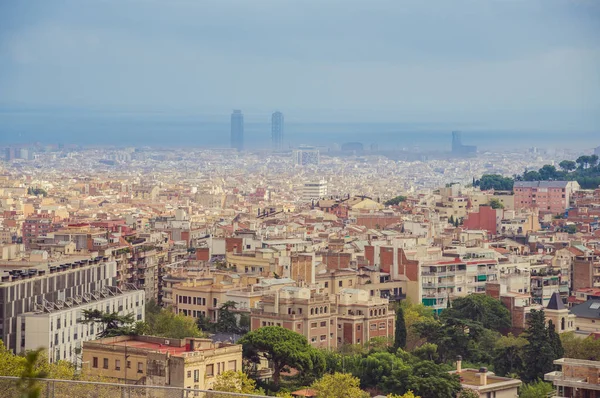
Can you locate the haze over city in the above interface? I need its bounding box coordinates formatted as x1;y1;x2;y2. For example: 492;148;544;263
2;2;600;398
1;0;599;148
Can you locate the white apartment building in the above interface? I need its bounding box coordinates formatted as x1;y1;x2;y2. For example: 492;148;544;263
420;249;499;314
303;180;328;201
17;286;145;364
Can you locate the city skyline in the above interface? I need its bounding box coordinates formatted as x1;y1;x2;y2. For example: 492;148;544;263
271;111;284;151
230;109;244;151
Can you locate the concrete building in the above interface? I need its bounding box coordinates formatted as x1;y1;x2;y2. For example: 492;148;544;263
545;358;600;397
82;335;242;389
23;214;56;249
421;249;499;314
451;361;521;398
231;110;244;151
250;286;394;349
271;111;284;151
16;286;144;364
303;180;328;201
514;181;580;214
570;299;600;334
0;257;117;352
294;146;320;166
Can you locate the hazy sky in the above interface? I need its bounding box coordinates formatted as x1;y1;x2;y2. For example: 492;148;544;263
1;0;599;129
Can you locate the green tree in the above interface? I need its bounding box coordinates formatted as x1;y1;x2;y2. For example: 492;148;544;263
492;333;527;377
399;299;434;350
518;380;554;398
81;310;142;338
146;308;205;339
212;370;261;394
441;294;510;332
240;326;322;386
488;198;504;209
477;174;514;191
395;305;407;350
18;349;48;398
559;160;576;172
388;392;420;398
311;373;369;398
385;196;407;206
405;360;462;398
457;389;479;398
590;154;599;168
547;320;564;360
561;332;600;360
522;310;555;383
216;301;241;334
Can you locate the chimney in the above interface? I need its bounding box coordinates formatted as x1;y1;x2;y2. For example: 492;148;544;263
456;356;462;374
479;367;488;386
274;290;280;315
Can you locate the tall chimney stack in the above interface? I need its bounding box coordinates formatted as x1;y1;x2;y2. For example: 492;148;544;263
478;367;488;386
456;356;462;374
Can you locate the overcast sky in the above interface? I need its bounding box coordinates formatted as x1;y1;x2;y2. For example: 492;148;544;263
0;0;599;129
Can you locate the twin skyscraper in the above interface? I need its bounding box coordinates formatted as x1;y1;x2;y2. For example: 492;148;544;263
230;110;284;151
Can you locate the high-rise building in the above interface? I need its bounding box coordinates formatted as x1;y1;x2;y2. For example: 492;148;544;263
230;110;244;151
271;111;284;150
451;131;477;156
303;180;328;201
294;146;320;166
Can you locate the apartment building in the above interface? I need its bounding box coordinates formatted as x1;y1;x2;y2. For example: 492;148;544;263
450;362;522;398
571;247;600;292
0;257;117;352
22;214;56;249
250;286;394;349
16;286;144;364
421;249;499;314
514;181;579;214
83;335;242;389
545;358;600;397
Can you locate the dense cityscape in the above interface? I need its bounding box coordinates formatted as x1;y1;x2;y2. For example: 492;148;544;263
2;1;600;398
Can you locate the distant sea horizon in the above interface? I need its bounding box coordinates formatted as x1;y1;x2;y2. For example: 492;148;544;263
0;110;597;151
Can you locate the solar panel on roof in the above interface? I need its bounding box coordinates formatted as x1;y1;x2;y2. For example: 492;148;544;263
590;302;600;310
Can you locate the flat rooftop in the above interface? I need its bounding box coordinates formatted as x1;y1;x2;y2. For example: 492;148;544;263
105;339;189;356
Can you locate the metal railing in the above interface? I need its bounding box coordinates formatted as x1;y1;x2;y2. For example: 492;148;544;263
0;376;269;398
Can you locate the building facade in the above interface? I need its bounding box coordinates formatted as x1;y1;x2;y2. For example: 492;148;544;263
0;258;118;352
545;358;600;398
82;335;242;389
303;180;328;201
271;111;284;150
514;181;580;214
230;110;244;151
16;287;144;364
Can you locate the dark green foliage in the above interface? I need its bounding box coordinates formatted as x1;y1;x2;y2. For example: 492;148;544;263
519;380;554;398
548;321;564;360
441;294;511;332
492;334;527;377
18;349;48;398
474;174;514;191
394;306;407;350
239;326;325;386
216;301;241;334
384;196;407;206
81;309;141;338
488;198;504;209
27;187;48;197
522;310;560;383
475;157;600;191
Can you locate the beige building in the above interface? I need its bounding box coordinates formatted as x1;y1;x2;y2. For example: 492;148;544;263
82;335;242;389
450;360;522;398
545;358;600;398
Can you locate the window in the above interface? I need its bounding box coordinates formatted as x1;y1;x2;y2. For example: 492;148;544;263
311;322;317;328
379;322;386;329
127;361;131;369
103;358;109;369
339;281;343;287
194;369;200;382
370;324;377;330
206;364;214;376
324;282;329;288
137;362;143;374
115;360;121;371
320;321;326;327
92;357;98;368
320;335;326;341
311;337;317;342
357;325;361;331
187;371;192;378
228;360;237;372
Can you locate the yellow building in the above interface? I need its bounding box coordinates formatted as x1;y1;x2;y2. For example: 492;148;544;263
82;335;242;390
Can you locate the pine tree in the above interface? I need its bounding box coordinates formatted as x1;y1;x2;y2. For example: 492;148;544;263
548;320;564;359
394;305;407;349
449;215;455;225
522;310;554;382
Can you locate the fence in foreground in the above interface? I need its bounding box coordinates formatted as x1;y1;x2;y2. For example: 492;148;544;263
0;376;269;398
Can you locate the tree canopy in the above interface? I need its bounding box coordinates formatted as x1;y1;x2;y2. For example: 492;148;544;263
441;294;511;332
384;196;407;206
239;326;325;386
394;305;407;350
311;373;369;398
521;310;563;383
81;309;145;338
145;306;205;339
